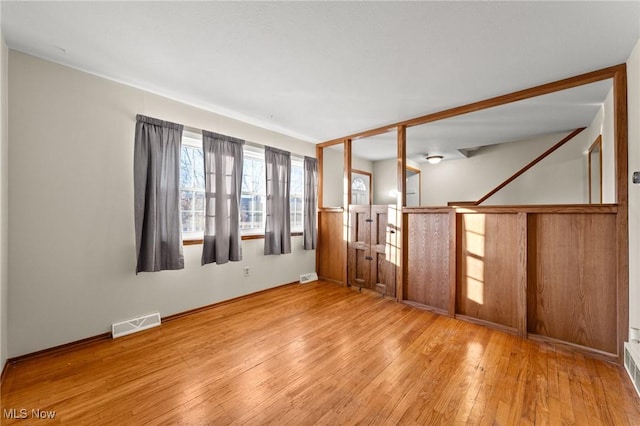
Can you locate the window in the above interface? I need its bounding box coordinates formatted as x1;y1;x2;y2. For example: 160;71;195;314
179;133;304;240
180;134;205;240
290;159;304;232
241;147;266;234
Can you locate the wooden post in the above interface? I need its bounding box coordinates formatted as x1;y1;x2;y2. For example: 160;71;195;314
396;126;406;301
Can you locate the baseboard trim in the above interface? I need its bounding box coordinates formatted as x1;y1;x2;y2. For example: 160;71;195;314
527;333;619;364
7;332;112;365
163;281;298;323
318;276;344;286
1;359;9;386
6;280;301;367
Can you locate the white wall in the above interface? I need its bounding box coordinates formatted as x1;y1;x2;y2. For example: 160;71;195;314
585;87;616;203
628;38;640;329
7;51;316;357
371;158;419;205
373;159;397;205
0;33;8;369
406;172;420;207
419;130;594;206
321;146;343;207
486;131;591;205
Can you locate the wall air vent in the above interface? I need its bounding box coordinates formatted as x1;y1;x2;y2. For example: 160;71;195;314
299;272;318;284
112;312;161;338
624;342;640;397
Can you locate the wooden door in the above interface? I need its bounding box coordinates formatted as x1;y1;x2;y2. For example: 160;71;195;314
348;205;396;296
370;206;395;297
348;205;371;289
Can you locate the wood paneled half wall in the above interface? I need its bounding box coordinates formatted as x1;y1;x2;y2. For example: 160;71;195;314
317;208;346;284
403;205;620;362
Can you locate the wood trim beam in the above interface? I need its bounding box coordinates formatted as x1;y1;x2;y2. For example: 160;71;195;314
516;212;528;338
318;64;624;146
448;210;457;318
316;144;323;278
316;144;324;208
614;64;629;362
475;127;586;205
344;139;352;287
318;207;344;213
405;204;617;214
396;125;406;302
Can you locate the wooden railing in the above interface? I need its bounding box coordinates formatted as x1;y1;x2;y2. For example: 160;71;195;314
447;128;586;207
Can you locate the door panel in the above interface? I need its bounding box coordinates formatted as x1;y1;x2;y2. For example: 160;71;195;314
348;205;370;289
349;205;396;296
370;206;395;297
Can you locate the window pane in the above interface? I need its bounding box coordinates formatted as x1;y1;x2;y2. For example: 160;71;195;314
194;191;205;211
180;140;205;238
242;157;265;194
290;163;304;230
194;211;205;233
181;191;194;211
291;165;303;194
241;153;266;232
181;146;202;189
193;150;205;189
180;146;193;189
181;211;194;233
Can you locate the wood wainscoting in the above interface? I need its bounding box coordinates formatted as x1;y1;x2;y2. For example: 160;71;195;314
403;205;622;362
405;210;453;315
527;213;617;354
317;208;346;284
456;212;522;334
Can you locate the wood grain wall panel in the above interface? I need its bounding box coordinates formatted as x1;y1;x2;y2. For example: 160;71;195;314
457;213;519;329
317;211;345;283
405;213;450;311
527;213;617;354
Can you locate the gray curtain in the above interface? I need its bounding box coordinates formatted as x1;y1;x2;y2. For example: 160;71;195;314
201;131;244;265
264;146;291;255
134;114;184;273
303;156;318;250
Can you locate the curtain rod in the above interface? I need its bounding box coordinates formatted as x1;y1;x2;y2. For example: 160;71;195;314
182;125;310;159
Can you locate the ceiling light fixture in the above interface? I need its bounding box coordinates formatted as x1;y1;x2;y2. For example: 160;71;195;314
425;155;443;164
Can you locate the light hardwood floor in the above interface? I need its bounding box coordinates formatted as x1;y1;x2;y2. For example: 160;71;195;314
2;281;640;425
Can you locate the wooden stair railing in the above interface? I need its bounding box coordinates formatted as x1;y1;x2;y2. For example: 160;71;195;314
446;127;586;207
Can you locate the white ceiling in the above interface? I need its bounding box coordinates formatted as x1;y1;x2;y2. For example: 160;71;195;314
2;1;639;151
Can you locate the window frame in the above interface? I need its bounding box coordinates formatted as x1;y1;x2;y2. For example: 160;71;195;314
179;133;304;245
180;133;206;242
289;157;305;233
240;145;268;236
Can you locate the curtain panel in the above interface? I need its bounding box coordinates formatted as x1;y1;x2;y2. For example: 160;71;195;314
133;114;184;273
303;156;318;250
264;146;291;255
201;131;244;265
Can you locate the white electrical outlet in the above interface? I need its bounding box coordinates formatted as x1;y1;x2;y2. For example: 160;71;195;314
243;267;250;277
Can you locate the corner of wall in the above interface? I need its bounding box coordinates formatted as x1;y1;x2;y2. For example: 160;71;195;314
628;37;640;331
0;32;9;370
627;38;640;332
